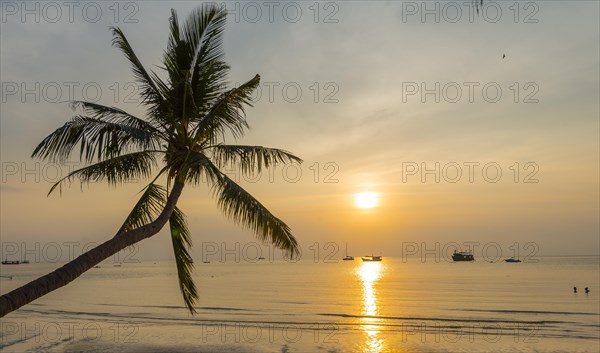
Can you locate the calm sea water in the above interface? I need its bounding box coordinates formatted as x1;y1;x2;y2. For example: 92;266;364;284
1;256;598;352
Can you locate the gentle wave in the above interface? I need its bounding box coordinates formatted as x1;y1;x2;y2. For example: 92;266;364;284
318;312;573;325
12;307;599;341
453;308;599;316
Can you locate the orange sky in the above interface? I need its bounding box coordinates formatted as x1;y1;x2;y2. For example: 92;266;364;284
1;1;598;261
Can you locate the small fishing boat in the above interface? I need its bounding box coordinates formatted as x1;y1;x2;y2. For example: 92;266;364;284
452;251;474;262
342;243;354;261
361;255;382;262
1;260;21;265
505;258;521;263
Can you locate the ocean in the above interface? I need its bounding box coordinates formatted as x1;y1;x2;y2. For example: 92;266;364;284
1;256;598;352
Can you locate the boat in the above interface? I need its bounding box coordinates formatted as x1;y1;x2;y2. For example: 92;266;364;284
342;243;354;261
505;258;521;263
452;251;474;262
258;257;265;260
361;255;382;262
2;259;30;265
203;261;210;264
1;260;21;265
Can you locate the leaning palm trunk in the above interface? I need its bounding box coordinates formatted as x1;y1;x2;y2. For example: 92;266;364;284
0;182;184;317
0;5;301;318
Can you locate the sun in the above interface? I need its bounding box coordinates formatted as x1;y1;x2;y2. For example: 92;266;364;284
355;192;379;209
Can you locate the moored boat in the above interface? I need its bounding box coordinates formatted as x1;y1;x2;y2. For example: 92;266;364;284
1;260;20;265
505;258;521;263
452;251;474;262
361;255;382;262
342;243;354;261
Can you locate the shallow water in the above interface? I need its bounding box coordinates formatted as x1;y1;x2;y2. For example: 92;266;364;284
1;256;598;352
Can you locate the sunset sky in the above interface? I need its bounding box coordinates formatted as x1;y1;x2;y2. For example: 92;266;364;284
1;1;598;260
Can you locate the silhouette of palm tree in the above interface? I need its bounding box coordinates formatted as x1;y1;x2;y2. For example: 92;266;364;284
1;5;301;317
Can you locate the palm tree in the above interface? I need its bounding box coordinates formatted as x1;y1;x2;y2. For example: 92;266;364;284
0;5;301;317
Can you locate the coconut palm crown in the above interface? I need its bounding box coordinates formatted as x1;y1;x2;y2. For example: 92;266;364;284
22;5;300;314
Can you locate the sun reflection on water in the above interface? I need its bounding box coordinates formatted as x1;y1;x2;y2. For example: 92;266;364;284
357;261;386;353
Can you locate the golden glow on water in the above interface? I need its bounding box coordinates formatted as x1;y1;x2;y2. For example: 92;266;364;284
357;261;385;352
359;262;381;316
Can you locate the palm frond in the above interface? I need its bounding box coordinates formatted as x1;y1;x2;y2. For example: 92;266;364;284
69;101;165;138
32;115;159;164
214;172;299;258
110;27;164;107
183;4;227;72
161;9;196;129
181;151;299;258
118;183;167;234
208;144;303;175
169;207;198;314
183;5;229;114
48;151;158;195
177;149;219;186
190;60;230;117
193;74;260;143
163;9;189;93
181;151;300;258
